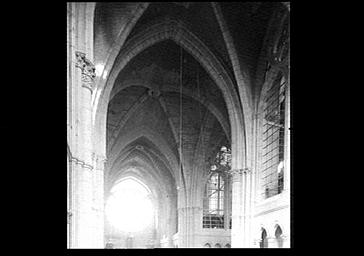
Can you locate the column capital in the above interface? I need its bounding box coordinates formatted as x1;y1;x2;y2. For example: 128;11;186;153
75;51;96;92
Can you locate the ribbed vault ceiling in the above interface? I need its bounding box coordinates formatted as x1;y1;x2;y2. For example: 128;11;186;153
106;39;229;189
97;2;278;191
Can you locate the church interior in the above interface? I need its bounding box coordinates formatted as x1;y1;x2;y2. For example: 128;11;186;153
67;2;290;248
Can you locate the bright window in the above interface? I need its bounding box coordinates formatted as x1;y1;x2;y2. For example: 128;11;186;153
105;178;154;232
203;173;225;229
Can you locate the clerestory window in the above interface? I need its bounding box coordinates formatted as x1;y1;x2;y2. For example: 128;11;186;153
262;72;286;198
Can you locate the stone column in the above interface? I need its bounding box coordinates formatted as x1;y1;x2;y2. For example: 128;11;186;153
68;2;98;247
244;168;253;247
71;157;94;248
281;234;290;248
253;238;262;248
266;237;278;248
67;151;71;248
224;177;231;230
177;207;195;247
91;154;106;248
230;169;244;247
73;49;96;250
177;206;186;247
176;186;201;247
187;206;202;248
230;168;253;247
176;186;187;247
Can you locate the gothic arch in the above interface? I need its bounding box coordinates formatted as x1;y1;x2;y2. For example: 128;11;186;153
108;168;164;202
107;127;179;184
93;3;149;90
274;224;284;248
211;2;253;130
93;18;247;172
260;227;268;248
274;223;284;234
110;149;175;194
114;176;152;194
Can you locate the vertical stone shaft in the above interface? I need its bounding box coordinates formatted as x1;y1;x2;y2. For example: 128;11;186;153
68;2;102;248
231;170;244;247
283;66;290;247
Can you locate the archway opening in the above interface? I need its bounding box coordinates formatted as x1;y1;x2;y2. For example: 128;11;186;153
260;228;268;248
105;178;154;233
275;225;283;248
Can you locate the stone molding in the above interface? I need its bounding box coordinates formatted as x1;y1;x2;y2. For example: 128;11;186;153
70;156;93;170
75;51;96;92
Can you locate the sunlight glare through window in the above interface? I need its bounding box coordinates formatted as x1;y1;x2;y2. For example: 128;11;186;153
105;178;154;232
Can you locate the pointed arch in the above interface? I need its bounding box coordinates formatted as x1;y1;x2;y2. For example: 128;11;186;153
113;176;152;195
107;126;179;185
93;18;247;171
260;228;268;248
274;224;283;248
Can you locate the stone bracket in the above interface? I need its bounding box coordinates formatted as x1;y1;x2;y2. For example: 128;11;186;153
75;51;96;92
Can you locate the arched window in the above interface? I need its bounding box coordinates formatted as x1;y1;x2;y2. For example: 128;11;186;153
203;172;225;229
275;225;283;248
260;229;268;248
105;177;154;232
224;243;231;248
215;243;221;248
261;72;287;198
203;146;232;229
260;5;289;200
204;243;211;248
